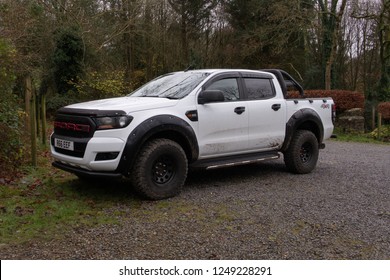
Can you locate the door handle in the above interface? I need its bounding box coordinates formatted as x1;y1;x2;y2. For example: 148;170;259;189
272;104;281;111
234;107;246;115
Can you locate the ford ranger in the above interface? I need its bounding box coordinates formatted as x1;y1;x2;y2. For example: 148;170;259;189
51;69;335;199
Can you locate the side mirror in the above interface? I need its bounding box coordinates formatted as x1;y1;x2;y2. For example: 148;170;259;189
198;90;225;105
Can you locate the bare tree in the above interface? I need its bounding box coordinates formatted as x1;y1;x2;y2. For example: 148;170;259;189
316;0;348;90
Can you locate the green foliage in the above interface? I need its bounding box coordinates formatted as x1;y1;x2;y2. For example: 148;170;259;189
73;70;129;100
45;92;80;114
369;125;390;142
0;97;26;171
1;0;382;95
0;38;26;174
52;26;84;94
332;127;388;144
46;70;131;113
224;0;311;70
0;38;16;92
377;73;390;102
0;160;124;244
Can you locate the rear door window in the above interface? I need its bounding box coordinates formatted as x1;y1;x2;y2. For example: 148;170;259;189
244;78;275;100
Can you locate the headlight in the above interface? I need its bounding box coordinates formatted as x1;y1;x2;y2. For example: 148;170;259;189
94;115;133;130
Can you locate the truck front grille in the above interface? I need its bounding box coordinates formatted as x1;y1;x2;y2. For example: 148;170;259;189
54;114;96;138
52;114;96;158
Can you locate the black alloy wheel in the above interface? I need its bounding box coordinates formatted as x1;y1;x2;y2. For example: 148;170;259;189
132;138;188;200
284;130;319;174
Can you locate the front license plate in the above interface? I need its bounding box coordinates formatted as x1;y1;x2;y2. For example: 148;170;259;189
54;138;74;151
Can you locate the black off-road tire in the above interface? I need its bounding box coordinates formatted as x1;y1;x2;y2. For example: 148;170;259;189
284;130;319;174
131;139;188;200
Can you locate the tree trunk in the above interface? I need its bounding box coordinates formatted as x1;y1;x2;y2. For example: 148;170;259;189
25;75;32;132
36;93;41;140
378;0;390;101
29;85;37;167
180;4;188;66
145;0;153;80
122;0;135;85
41;93;47;146
325;0;347;90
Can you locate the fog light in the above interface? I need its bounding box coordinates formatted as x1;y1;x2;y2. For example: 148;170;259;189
95;152;119;161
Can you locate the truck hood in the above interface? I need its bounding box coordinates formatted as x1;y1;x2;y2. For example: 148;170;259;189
65;96;178;114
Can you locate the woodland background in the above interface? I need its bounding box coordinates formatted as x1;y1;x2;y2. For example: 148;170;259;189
0;0;389;172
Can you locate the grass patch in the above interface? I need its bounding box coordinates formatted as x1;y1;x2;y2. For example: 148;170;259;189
0;147;139;245
0;144;241;245
331;127;389;144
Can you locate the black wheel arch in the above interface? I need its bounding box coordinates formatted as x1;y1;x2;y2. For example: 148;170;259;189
116;115;199;176
282;108;324;152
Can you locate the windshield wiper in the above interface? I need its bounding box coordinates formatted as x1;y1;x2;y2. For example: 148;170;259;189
139;94;179;99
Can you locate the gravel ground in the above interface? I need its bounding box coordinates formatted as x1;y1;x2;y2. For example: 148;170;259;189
1;140;389;259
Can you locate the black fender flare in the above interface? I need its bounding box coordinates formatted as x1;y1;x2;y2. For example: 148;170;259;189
116;115;199;175
282;108;324;152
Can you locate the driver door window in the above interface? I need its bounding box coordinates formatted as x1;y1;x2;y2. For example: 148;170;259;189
206;78;239;101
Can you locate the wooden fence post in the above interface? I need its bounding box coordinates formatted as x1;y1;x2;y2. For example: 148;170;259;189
36;93;41;141
25;75;32;133
30;88;37;167
41;94;47;146
377;113;382;140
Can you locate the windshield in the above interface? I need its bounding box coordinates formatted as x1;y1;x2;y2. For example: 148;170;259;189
129;72;210;99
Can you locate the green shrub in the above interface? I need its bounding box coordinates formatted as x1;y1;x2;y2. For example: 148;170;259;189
0;99;26;170
46;70;130;115
369;125;390;142
0;38;26;175
73;70;129;100
46;92;80;115
52;26;84;94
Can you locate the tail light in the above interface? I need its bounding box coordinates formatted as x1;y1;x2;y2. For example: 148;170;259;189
331;103;336;124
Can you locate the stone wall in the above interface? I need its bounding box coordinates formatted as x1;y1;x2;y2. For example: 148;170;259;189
337;108;365;134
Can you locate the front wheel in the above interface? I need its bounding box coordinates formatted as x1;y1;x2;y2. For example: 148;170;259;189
131;139;188;200
284;130;319;174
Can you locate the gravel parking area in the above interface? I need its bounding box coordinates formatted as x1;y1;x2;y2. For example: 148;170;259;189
1;140;389;259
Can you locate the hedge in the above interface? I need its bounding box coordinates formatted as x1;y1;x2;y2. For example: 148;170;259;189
378;102;390;120
287;90;365;113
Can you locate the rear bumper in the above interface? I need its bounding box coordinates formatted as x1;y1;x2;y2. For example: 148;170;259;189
52;161;122;178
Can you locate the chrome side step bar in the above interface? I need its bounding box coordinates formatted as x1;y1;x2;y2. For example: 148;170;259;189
191;152;280;170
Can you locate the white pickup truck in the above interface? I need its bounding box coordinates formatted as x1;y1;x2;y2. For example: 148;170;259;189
51;69;335;199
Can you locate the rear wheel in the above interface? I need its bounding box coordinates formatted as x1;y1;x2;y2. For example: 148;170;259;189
131;139;188;200
284;130;319;174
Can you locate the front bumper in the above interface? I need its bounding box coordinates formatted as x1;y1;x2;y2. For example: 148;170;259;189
50;134;126;172
52;161;122;178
